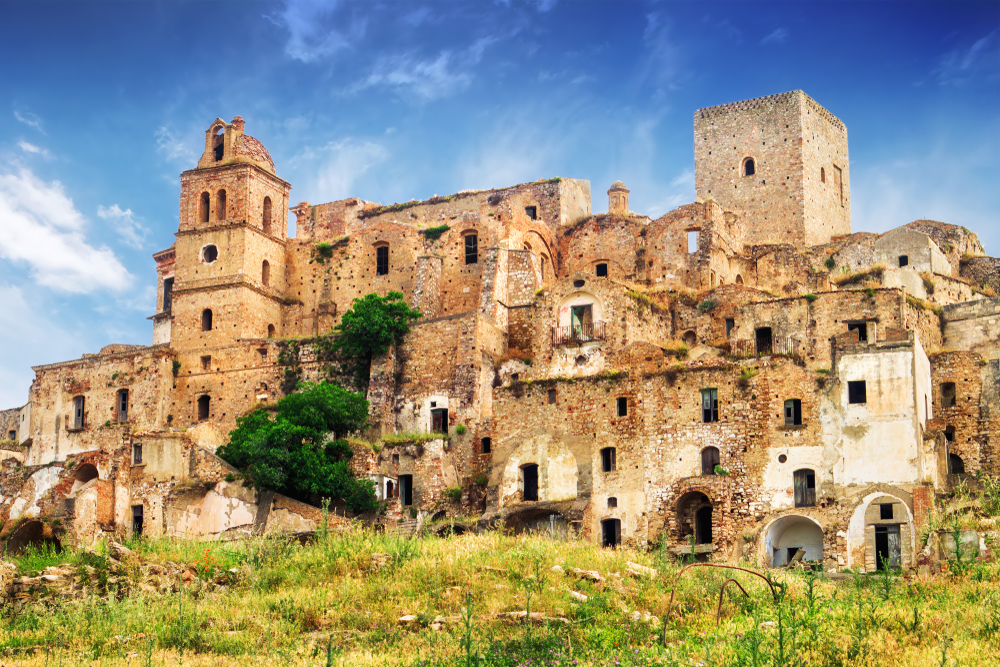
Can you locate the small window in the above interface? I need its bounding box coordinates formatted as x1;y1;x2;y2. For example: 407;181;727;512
464;234;478;265
948;453;965;474
399;474;413;506
201;309;213;331
725;318;735;338
701;446;720;475
820;167;826;183
132;505;144;536
73;396;85;429
755;327;773;355
944;426;955;442
784;399;802;426
200;355;211;371
940;382;956;408
202;244;219;263
376;245;389;276
262;196;272;234
258;347;268;362
7;430;15;441
116;389;129;423
133;443;143;465
521;464;539;501
833;165;843;206
197;394;210;421
481;437;491;454
262;260;270;286
688;230;699;254
596;263;608;277
848;381;867;404
898;255;909;268
616;397;628;417
216;190;227;220
879;504;893;520
847;321;867;343
267;324;276;338
744;158;755;176
431;408;448;434
524;206;537;220
601;447;616;472
199;192;210;223
701;388;718;423
793;469;816;507
162;277;174;312
547;389;556;404
607;497;617;508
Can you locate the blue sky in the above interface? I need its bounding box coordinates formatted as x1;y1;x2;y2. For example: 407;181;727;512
0;0;997;407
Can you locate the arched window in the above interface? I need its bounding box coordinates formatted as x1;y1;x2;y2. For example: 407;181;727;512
820;167;826;183
262;196;272;234
948;453;965;474
793;469;816;507
267;324;275;338
262;260;270;286
199;192;210;223
197;395;210;421
201;309;213;331
600;447;616;472
607;497;617;508
216;189;227;221
701;447;720;475
464;233;478;264
941;382;956;407
744;158;755;176
213;127;224;161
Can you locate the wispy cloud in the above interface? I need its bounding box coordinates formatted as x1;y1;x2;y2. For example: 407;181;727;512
276;0;365;63
639;12;685;96
535;0;557;12
933;31;999;86
97;204;148;249
0;169;131;293
18;141;50;157
292;138;389;201
761;27;789;45
13;111;43;133
155;126;197;165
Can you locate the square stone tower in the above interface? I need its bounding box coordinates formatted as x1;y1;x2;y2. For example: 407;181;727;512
693;90;850;247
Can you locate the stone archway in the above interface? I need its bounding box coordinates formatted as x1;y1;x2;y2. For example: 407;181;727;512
761;514;824;567
846;491;916;571
5;520;61;556
676;491;713;544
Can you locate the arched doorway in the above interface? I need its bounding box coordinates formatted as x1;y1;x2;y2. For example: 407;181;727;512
676;491;713;544
764;515;823;567
71;463;99;495
5;520;61;556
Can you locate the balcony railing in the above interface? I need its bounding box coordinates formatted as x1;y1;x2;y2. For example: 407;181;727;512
553;320;607;345
729;336;801;358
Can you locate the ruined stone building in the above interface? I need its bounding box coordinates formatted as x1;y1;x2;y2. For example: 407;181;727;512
1;91;997;571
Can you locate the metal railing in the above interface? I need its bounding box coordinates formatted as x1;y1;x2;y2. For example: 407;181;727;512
729;336;800;358
553;320;607;345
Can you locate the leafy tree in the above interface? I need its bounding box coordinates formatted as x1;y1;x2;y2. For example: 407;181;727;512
333;291;421;381
217;382;377;513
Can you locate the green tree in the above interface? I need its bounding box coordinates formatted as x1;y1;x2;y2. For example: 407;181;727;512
333;291;421;381
216;382;377;513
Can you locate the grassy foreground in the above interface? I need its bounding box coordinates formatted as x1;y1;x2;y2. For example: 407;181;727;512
1;527;997;667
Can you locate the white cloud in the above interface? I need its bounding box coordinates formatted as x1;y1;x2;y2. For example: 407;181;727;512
535;0;557;12
18;141;49;157
639;12;685;95
155;126;197;165
761;27;789;45
933;31;999;86
97;204;148;249
292;138;389;200
13;111;43;132
0;169;132;293
277;0;365;63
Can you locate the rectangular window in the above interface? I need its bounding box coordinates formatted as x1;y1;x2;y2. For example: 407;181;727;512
464;234;478;264
793;469;816;507
880;503;893;520
898;255;908;268
616;397;628;417
940;382;956;407
755;327;773;355
701;388;719;423
481;437;491;454
848;381;867;404
431;408;448;434
725;318;735;338
117;389;129;422
833;165;843;206
201;355;211;371
376;246;389;276
847;322;867;343
570;304;594;341
784;399;802;426
133;443;143;465
73;396;85;429
601;447;616;472
688;231;699;254
132;505;144;536
524;206;537;220
521;464;538;500
162;277;174;312
8;430;16;441
596;263;608;277
398;474;413;506
547;389;556;404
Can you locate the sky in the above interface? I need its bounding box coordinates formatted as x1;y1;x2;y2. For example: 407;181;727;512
0;0;997;407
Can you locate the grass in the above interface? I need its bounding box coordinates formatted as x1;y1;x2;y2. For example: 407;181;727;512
1;528;996;666
833;265;885;288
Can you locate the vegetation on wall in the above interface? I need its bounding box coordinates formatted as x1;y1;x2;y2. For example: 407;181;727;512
422;224;450;241
332;291;422;382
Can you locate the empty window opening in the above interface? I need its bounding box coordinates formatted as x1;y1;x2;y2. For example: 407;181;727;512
392;453;399;465
755;327;773;355
133;443;143;465
162;277;174;312
267;324;276;338
898;255;909;268
376;245;389;276
725;318;735;338
616;397;628;417
879;503;893;520
874;524;901;570
262;260;270;286
847;321;867;343
682;330;697;347
701;388;719;423
258;347;268;362
200;355;211;371
820;167;826;183
848;381;867;404
201;309;213;331
701;446;720;475
687;231;699;254
431;408;449;434
601;447;617;472
215;190;227;220
784;399;802;426
607;497;617;508
464;234;478;264
262;196;272;234
601;518;621;548
199;192;210;222
833;165;843;206
116;389;129;423
202;244;219;263
941;382;956;407
778;454;788;463
385;480;394;499
944;425;955;442
72;396;85;429
596;263;608;277
743;158;755;176
197;395;210;421
481;437;491;454
399;474;413;506
132;505;144;536
948;453;965;474
573;279;585;288
524;206;537;220
7;430;15;440
547;389;556;404
695;507;713;544
793;469;816;507
521;464;539;501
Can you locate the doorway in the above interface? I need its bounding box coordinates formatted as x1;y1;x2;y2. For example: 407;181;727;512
601;518;621;548
695;506;713;544
874;525;901;570
521;464;539;501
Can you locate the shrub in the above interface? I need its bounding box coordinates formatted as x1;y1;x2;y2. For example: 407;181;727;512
172;360;181;376
333;292;422;382
455;424;467;435
474;473;488;487
423;224;450;241
697;299;716;313
804;293;818;303
316;242;334;259
825;256;836;270
920;272;935;295
445;486;463;502
714;465;730;476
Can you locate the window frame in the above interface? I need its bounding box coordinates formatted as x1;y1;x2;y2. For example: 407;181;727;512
793;469;816;508
848;380;867;405
72;395;85;430
600;447;617;472
464;233;478;265
116;389;129;423
133;443;143;465
375;245;389;276
784;399;802;426
701;388;719;423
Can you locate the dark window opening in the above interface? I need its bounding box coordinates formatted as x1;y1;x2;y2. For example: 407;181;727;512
948;453;965;474
524;206;537;220
848;381;867;404
73;396;85;429
695;506;713;544
701;388;719;423
216;190;226;220
875;524;901;570
431;408;448;434
879;503;893;520
464;234;478;264
898;255;909;268
601;447;616;472
847;321;867;343
133;443;143;465
596;263;608;277
399;474;413;506
132;505;144;536
744;158;755;176
199;192;210;223
793;469;816;507
116;389;129;423
262;196;272;234
203;244;218;263
616;397;628;417
601;518;621;548
201;309;213;331
385;480;394;499
701;446;720;475
725;318;735;338
820;167;826;183
376;245;389;276
197;395;210;421
755;327;773;355
607;497;617;508
481;437;491;454
573;279;585;288
547;389;556;404
521;464;538;501
392;453;399;465
833;165;843;206
944;426;955;442
162;277;174;312
262;260;270;286
268;324;276;338
784;399;802;426
7;430;15;440
200;355;211;371
940;382;956;407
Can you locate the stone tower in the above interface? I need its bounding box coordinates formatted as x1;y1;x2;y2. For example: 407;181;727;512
693;90;850;247
608;180;629;214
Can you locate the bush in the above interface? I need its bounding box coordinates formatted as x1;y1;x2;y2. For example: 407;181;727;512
423;224;450;241
804;293;818;303
474;473;488;487
333;291;422;382
455;424;466;435
697;299;716;313
445;486;463;502
825;256;836;270
316;242;334;259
